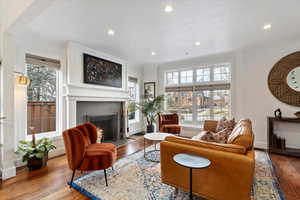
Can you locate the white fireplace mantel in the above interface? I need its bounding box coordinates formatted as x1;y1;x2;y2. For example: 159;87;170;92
63;83;129;136
63;83;129;100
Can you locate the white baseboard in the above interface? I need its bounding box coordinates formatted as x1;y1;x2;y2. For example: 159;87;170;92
254;141;267;149
1;166;16;180
128;128;145;136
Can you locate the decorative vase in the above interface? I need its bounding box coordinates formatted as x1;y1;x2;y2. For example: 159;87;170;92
146;124;154;133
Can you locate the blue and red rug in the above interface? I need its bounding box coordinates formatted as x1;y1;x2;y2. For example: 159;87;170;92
69;146;284;200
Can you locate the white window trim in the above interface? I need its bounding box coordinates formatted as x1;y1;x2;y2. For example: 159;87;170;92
128;78;140;124
165;63;231;87
25;61;60;138
164;63;231;127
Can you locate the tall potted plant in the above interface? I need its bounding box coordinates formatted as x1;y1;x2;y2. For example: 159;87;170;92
134;95;165;133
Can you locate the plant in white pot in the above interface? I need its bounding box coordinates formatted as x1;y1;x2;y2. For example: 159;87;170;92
134;95;165;133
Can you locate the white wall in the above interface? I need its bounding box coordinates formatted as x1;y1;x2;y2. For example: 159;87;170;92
9;40;145;172
65;41;144;135
152;38;300;149
128;63;145;134
235;38;300;149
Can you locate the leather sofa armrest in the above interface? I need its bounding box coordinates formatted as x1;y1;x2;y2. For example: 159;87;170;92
203;120;218;132
165;136;247;154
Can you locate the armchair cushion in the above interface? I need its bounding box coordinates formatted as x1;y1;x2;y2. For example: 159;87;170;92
63;123;117;171
162;124;181;134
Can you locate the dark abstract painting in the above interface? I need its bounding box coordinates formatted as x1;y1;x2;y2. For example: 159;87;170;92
83;53;122;88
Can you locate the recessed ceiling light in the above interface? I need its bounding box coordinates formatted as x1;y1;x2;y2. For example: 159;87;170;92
107;29;115;35
263;24;272;30
151;51;156;56
165;5;173;13
195;41;201;46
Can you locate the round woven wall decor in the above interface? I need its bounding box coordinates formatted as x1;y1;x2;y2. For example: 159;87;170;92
268;51;300;106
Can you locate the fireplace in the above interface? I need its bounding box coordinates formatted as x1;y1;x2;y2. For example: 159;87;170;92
76;101;125;142
85;114;121;141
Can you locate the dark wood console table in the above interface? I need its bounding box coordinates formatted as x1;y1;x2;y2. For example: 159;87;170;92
268;117;300;157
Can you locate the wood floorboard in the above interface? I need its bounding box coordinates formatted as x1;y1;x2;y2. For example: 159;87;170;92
270;153;300;200
0;136;154;200
1;137;299;200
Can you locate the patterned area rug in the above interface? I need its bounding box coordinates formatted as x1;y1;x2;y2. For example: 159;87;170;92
69;146;285;200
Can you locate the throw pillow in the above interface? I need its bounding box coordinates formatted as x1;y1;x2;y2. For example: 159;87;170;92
211;128;231;144
192;131;215;142
216;117;236;133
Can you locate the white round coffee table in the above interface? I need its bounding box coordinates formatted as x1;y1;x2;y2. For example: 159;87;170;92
144;132;173;162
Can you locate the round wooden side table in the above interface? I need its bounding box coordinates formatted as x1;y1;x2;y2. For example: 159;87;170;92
173;153;211;200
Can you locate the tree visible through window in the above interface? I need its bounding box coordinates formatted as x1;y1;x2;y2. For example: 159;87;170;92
128;77;139;121
27;60;58;135
165;63;231;126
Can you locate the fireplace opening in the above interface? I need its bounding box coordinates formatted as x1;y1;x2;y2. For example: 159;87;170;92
76;101;125;142
85;114;121;141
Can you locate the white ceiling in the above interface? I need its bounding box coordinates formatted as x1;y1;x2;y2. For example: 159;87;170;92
19;0;300;64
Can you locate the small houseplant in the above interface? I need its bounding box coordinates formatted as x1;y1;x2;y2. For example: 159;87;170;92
134;95;165;133
16;133;56;170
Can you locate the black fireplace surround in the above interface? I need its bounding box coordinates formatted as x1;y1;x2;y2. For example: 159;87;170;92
85;113;121;141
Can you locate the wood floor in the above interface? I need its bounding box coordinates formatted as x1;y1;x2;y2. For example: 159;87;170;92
270;154;300;200
1;137;299;200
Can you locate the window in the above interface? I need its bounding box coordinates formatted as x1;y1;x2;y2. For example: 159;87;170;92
196;68;210;82
26;54;60;135
180;70;193;84
213;64;230;81
128;77;139;121
165;63;231;126
179;91;193;125
212;90;230;120
195;90;211;126
166;72;179;85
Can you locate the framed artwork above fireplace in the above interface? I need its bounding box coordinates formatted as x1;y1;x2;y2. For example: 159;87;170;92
83;53;122;88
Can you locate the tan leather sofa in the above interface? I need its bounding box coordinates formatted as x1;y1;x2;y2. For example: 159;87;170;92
160;119;255;200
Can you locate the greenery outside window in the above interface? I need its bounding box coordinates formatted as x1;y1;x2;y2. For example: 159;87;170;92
165;63;231;127
26;54;60;135
128;77;139;122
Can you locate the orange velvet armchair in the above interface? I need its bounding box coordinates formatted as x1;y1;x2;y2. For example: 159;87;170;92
159;113;181;134
63;122;117;188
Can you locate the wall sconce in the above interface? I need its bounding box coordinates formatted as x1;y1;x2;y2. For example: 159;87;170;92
14;72;31;87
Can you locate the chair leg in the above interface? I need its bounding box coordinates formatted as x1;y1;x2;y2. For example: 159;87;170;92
70;169;76;189
104;169;108;186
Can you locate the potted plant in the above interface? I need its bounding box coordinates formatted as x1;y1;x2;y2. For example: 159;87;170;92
134;95;165;133
15;135;56;170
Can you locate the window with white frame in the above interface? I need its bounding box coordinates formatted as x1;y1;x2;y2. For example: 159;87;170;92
196;68;210;82
213;64;230;81
180;70;193;84
166;71;179;85
165;63;231;127
128;77;139;122
26;54;60;135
